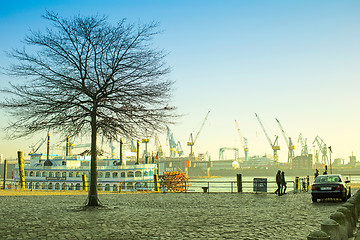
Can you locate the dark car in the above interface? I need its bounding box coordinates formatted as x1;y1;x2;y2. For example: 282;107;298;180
311;174;351;202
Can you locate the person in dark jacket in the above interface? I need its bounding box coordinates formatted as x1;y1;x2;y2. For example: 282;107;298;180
323;165;328;175
314;169;319;179
281;171;286;195
275;170;282;196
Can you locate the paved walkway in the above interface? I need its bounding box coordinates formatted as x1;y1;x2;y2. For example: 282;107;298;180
0;191;347;239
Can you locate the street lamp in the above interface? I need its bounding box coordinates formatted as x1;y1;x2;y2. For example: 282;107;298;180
328;146;332;174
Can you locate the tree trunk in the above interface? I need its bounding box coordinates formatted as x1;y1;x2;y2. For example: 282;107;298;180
87;109;100;206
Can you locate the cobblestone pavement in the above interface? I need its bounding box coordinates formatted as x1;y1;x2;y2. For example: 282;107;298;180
0;192;346;239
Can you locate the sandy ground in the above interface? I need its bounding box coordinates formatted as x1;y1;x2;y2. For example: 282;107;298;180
0;190;352;240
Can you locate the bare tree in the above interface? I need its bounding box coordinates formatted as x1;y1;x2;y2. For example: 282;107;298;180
1;11;176;206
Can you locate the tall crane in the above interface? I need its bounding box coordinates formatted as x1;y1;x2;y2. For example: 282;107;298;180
187;111;210;157
313;136;328;165
29;137;47;154
154;133;163;157
298;133;308;156
234;120;248;161
275;118;295;163
255;113;280;164
166;126;182;157
176;141;184;156
130;140;137;152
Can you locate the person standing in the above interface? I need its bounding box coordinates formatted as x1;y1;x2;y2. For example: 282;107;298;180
275;170;282;196
314;169;319;179
281;171;287;195
323;165;328;175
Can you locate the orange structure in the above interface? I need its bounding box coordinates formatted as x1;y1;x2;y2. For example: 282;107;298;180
160;171;190;192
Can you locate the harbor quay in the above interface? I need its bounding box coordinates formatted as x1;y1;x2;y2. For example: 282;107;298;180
0;190;353;240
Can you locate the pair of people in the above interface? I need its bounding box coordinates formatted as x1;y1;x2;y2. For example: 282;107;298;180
275;170;286;196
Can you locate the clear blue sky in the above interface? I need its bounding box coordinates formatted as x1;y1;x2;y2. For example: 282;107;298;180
0;0;360;162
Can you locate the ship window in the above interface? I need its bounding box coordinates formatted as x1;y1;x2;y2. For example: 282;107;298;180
69;183;74;190
127;171;134;177
126;182;134;190
41;183;46;189
35;183;40;189
76;172;81;178
105;172;111;178
143;171;149;176
135;171;142;177
98;172;103;178
69;172;74;177
135;182;142;189
25;171;28;176
55;183;60;190
42;172;47;177
75;183;81;190
112;172;118;178
62;183;67;190
120;182;125;189
48;172;54;177
113;184;118;191
105;184;110;191
120;172;125;178
30;171;34;176
48;183;53;190
35;171;40;177
97;184;103;191
62;172;66;178
56;172;61;177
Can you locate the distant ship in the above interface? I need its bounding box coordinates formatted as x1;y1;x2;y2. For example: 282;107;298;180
13;153;157;191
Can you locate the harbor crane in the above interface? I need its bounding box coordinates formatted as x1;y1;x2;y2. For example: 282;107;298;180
275;118;295;163
313;136;328;165
29;137;47;154
176;141;184;156
235;120;248;161
187;111;210;157
130;140;137;152
298;133;309;156
255;113;280;164
219;147;240;161
166;126;182;157
154;133;163;157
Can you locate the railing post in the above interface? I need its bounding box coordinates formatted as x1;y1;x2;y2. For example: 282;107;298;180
17;151;25;190
237;174;242;193
3;159;7;189
82;174;88;191
154;174;159;192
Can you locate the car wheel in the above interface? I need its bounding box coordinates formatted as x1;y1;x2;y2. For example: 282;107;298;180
312;197;317;203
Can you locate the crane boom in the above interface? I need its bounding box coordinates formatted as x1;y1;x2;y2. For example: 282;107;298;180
194;111;210;144
255;113;280;165
235;120;248;161
255;113;272;147
187;111;210;157
275;118;295;163
275;118;289;147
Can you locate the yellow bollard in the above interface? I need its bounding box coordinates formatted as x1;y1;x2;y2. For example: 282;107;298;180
154;174;160;192
17;151;25;190
82;174;88;191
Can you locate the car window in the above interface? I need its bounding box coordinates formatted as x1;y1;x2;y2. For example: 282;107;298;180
315;176;341;183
